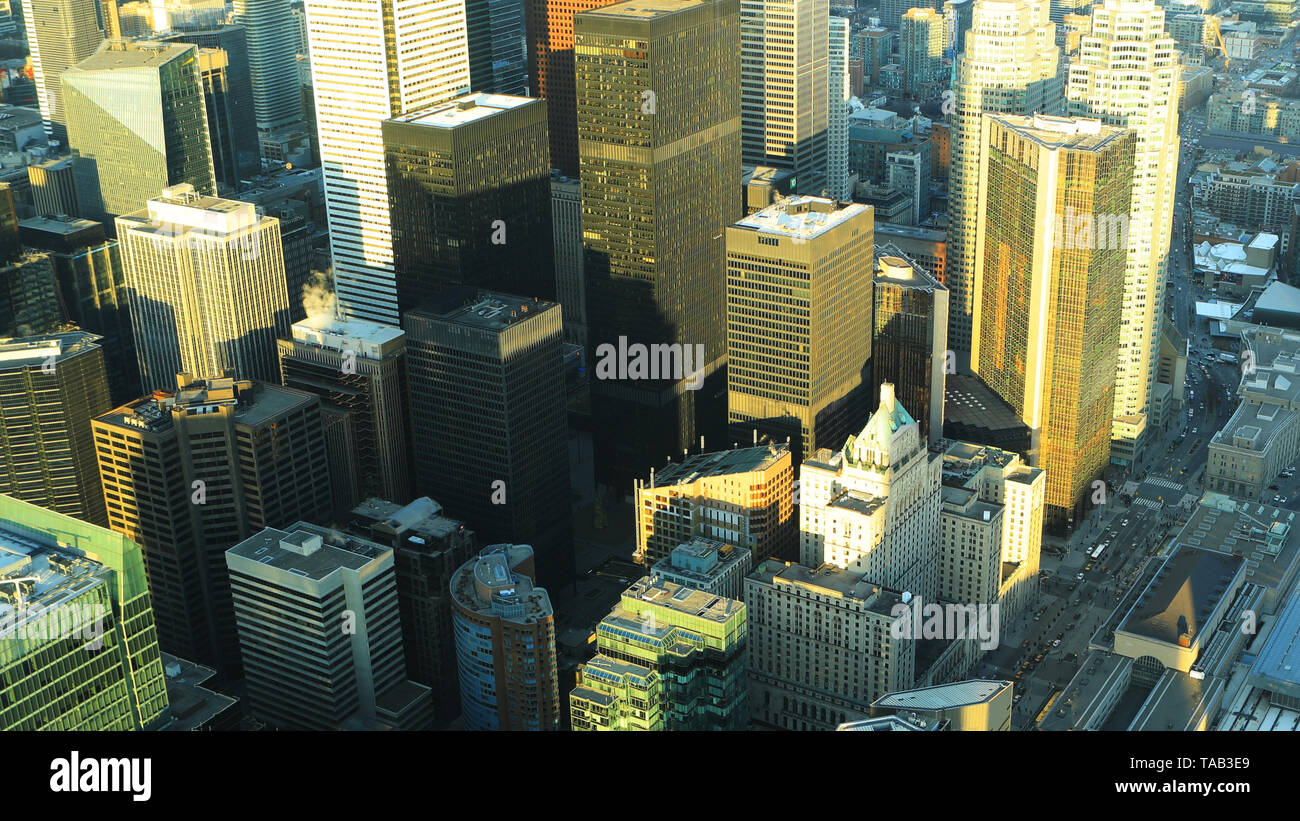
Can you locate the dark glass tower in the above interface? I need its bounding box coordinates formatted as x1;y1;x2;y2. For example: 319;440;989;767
383;94;554;317
872;247;949;448
575;0;741;491
465;0;528;95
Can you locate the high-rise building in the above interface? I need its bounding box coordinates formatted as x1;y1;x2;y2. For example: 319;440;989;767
881;0;936;26
62;40;217;228
465;0;527;95
726;196;874;462
163;26;262;188
232;0;305;137
278;315;412;512
20;0;103;144
872;249;949;446
972;114;1134;528
650;536;751;600
551;172;585;345
0;495;170;730
0;331;111;526
226;523;434;730
449;543;559;731
117;185;290;394
576;0;740;490
524;0;610;175
18;215;138;402
900;7;945;97
0;252;64;336
799;383;944;598
943;0;975;57
346;496;476;722
827;16;852;200
382;93;553;316
573;576;749;730
1066;0;1180;466
27;158;81;218
858;26;892;89
740;0;828;193
91;373;332;675
946;0;1062;362
634;444;795;566
570;655;664;730
303;0;471;324
404;289;572;586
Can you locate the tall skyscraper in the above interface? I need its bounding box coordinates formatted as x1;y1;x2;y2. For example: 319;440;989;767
524;0;610;174
91;373;332;674
634;444;796;566
872;249;949;447
450;543;560;731
0;331;111;526
382;93;553;316
18;215;138;401
303;0;471;324
0;495;170;730
404;289;572;586
827;16;852;200
576;0;740;489
572;576;749;730
1066;0;1180;466
551;172;585;345
117;185;290;394
62;40;217;227
799;383;944;598
726;196;874;461
347;496;476;722
740;0;828;193
232;0;306;136
881;0;936;26
946;0;1061;363
226;523;434;730
972;114;1134;528
900;6;945;97
465;0;528;94
20;0;103;144
278;315;412;512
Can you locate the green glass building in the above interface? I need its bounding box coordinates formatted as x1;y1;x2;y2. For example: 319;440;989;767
575;576;748;730
570;654;664;731
0;494;170;730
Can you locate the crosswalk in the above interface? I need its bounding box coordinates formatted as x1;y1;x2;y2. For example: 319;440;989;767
1143;476;1184;491
1133;498;1163;511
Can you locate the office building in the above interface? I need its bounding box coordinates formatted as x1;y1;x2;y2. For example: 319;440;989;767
870;679;1014;730
117;184;290;393
465;0;527;95
383;93;553;316
27;158;82;217
232;0;305;138
62;40;216;228
0;331;110;526
634;444;795;567
886;146;930;225
900;7;945;97
278;315;412;512
18;215;137;401
347;496;476;722
0;495;170;730
972;114;1134;528
524;0;611;174
740;0;829;193
873;250;948;447
1066;0;1181;466
881;0;936;26
577;576;749;730
827;16;852;201
799;383;944;598
450;543;560;731
576;0;740;490
303;0;471;324
20;0;103;144
943;0;975;56
650;536;752;600
91;373;331;675
405;289;572;586
0;252;64;337
551;172;585;345
746;559;915;729
946;0;1062;361
227;523;433;730
570;655;665;730
726;196;874;461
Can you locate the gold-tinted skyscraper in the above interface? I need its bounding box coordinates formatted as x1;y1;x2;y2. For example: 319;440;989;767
576;0;741;489
726;196;873;461
972;114;1134;529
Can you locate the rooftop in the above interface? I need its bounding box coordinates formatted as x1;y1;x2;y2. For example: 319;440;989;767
648;443;788;487
0;331;102;369
1116;546;1244;646
578;0;708;20
409;288;558;332
990;113;1129;153
388;93;536;128
0;522;112;628
227;524;383;583
873;679;1011;711
1248;589;1300;700
623;576;743;624
69;39;194;73
734;196;870;239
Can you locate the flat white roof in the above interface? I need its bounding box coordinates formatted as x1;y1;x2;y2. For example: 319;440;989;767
391;93;534;128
